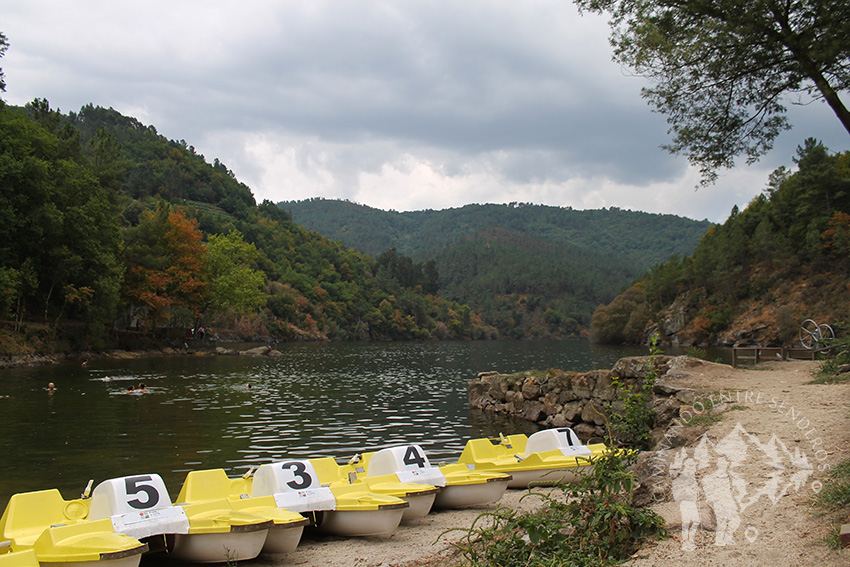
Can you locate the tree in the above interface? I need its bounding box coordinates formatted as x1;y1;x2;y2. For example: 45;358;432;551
122;204;207;327
575;0;850;184
0;31;8;94
204;231;266;315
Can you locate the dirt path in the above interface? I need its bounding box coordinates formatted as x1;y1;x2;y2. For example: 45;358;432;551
250;359;849;567
629;359;850;566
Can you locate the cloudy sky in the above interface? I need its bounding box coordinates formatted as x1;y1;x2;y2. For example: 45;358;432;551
2;1;848;222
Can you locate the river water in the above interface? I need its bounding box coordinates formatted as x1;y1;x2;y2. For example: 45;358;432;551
0;340;726;508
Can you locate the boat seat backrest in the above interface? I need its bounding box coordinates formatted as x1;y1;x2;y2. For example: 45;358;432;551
251;461;337;513
308;457;344;484
0;490;71;541
176;469;242;503
458;438;502;462
367;445;446;486
525;428;592;456
251;460;323;497
367;445;433;476
88;474;173;520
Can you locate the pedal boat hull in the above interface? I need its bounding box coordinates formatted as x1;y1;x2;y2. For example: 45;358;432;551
0;490;147;567
457;429;608;489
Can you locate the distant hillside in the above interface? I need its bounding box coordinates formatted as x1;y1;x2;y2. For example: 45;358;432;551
591;139;850;347
0;101;487;351
281;200;713;337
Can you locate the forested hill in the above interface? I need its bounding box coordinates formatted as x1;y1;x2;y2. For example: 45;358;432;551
0;101;489;351
281;200;713;337
591;139;850;348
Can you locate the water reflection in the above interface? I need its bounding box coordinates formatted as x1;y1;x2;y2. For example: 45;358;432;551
0;340;728;507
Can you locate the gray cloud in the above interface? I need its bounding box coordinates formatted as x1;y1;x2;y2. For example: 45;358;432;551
2;0;846;222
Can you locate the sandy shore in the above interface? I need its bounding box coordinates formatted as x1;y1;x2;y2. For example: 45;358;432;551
246;359;849;567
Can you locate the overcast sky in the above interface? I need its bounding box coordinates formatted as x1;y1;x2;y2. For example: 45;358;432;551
3;1;848;222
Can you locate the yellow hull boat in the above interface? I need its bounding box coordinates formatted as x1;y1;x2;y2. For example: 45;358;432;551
175;470;308;553
340;445;511;509
309;457;438;521
0;548;38;567
0;490;146;567
87;474;271;563
457;428;607;488
179;461;409;538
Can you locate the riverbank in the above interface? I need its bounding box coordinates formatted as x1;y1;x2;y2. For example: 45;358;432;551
249;359;849;566
0;342;250;369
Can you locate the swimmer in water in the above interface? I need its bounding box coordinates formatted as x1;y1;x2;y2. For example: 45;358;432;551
47;382;55;392
137;383;148;392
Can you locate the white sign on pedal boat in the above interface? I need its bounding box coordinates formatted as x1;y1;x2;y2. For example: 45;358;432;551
88;474;270;563
175;469;309;554
0;488;147;567
251;460;408;537
458;427;607;488
353;444;512;508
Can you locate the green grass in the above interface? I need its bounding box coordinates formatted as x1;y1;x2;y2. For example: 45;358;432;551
813;458;850;549
684;413;723;427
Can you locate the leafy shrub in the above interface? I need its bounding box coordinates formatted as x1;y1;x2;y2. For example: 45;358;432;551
609;340;661;450
444;448;666;566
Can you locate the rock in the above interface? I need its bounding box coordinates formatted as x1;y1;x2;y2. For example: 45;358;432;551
521;401;545;422
488;375;510;400
242;346;270;355
468;380;489;408
550;414;570;428
652;397;682;429
653;423;708;450
674;389;698;404
561;401;583;422
840;524;850;549
571;374;596;399
572;422;597;439
612;356;673;380
592;371;618;401
521;377;541;400
542;392;561;416
653;382;691;396
580;401;608;426
651;501;716;532
215;346;239;355
631;450;673;506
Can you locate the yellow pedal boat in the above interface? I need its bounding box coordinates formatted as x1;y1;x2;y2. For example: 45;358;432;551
308;457;439;521
175;470;308;553
87;474;271;563
457;427;607;488
0;489;147;567
180;461;409;537
340;444;511;509
0;547;38;567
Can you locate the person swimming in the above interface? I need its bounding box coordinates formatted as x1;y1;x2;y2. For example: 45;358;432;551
137;383;148;392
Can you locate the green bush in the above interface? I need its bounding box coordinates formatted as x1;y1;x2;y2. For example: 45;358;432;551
444;448;666;566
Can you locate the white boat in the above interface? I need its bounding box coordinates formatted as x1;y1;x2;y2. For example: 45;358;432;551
309;457;438;521
457;427;607;488
346;444;511;508
87;474;270;563
249;460;409;537
0;490;146;567
175;469;308;553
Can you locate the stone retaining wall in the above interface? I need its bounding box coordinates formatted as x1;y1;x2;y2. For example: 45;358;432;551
468;355;702;442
